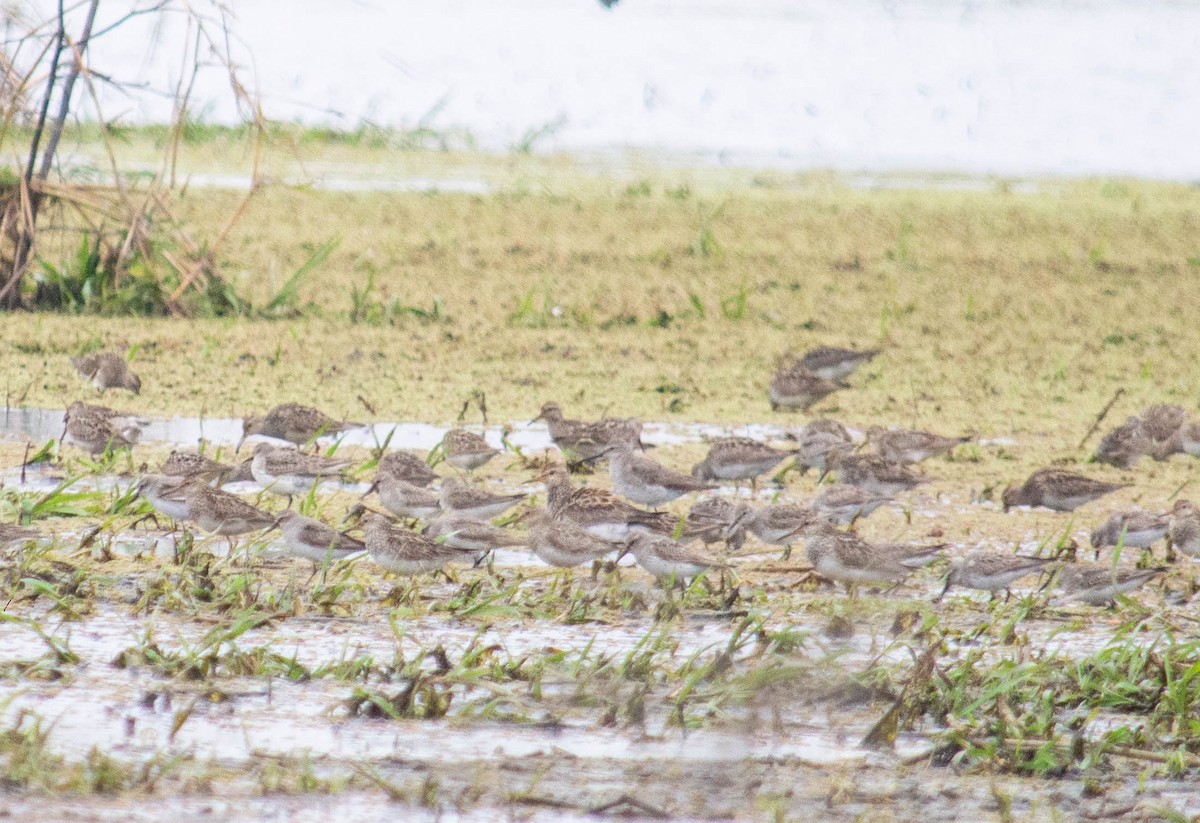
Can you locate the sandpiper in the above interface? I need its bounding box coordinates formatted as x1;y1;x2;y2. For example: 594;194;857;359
136;474;200;521
812;485;894;525
605;441;715;508
792;419;855;475
162;450;233;482
362;512;482;575
422;514;526;553
1140;404;1188;449
376;451;439;487
533;402;644;463
372;476;442;520
619;531;729;583
1089;510;1170;558
272;510;364;564
62;404;138;455
826;453;929;496
796;346;881;380
440;428;499;472
251;443;353;506
866;426;971;465
1094;417;1150;469
539;464;691;542
183;484;277;544
690;437;793;487
1167;499;1200;558
438;478;525;519
744;504;817;547
518;509;616;568
940;552;1054;600
71;351;141;394
1058;563;1165;606
768;366;847;412
238;403;359;451
1155;420;1200;461
685;496;752;551
0;524;39;549
802;522;937;592
1002;468;1128;512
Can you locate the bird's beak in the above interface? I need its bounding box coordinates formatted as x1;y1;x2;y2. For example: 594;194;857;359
361;480;379;500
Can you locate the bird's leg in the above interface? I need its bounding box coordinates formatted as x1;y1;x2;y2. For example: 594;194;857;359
781;544;792;561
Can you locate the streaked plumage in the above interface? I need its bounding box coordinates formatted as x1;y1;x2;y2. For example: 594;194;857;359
274;510;364;562
1094;417;1150;469
1058;563;1165;606
520;509;615;568
239;403;359;450
251;443;352;502
183;484;277;537
685;496;752;550
796;346;881;381
690;437;793;484
376;451;439;487
867;426;971;465
744;504;817;546
606;441;715;507
1002;468;1128;512
1168;499;1200;558
162;450;233;481
438;478;525;519
440;428;499;471
373;476;442;520
942;552;1053;597
62;403;139;454
422;514;525;552
534;401;644;462
362;512;481;575
1089;510;1170;555
812;485;893;525
71;351;141;394
803;523;942;588
828;453;929;496
136;474;200;521
768;366;847;411
621;532;728;581
541;465;690;542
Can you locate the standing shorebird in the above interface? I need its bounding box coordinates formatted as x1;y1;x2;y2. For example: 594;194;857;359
939;552;1054;601
685;497;752;551
1094;417;1151;469
768;366;847;412
605;441;715;508
826;453;930;496
272;510;365;568
743;504;817;551
439;428;499;472
62;402;140;455
866;427;972;465
1089;510;1170;559
250;443;353;507
1002;468;1128;512
376;451;439;487
795;346;881;380
812;485;893;526
1058;563;1166;606
1167;499;1200;558
801;522;944;595
690;437;793;489
422;514;526;554
533;401;644;463
71;351;141;394
370;476;442;520
238;403;359;451
518;509;616;569
183;484;278;554
619;532;729;585
362;512;482;577
161;450;234;482
538;464;692;543
438;478;526;520
136;474;201;523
